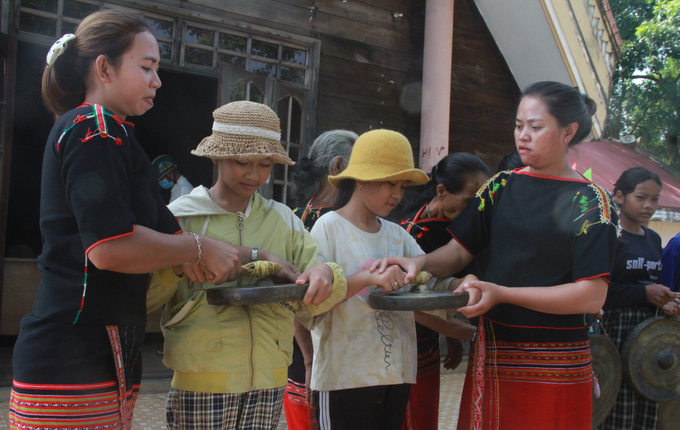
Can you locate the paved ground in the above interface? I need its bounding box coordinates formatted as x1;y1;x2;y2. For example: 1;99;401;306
0;365;465;430
0;335;466;429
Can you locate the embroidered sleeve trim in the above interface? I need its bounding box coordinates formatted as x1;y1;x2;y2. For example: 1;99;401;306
573;184;616;236
57;104;130;151
84;225;136;258
574;273;611;284
448;233;473;255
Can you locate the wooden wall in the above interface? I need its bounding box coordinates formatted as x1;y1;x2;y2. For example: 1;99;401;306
191;0;427;151
196;0;519;168
448;0;521;169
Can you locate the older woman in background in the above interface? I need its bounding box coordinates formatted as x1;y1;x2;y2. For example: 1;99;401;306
286;130;358;430
399;153;487;430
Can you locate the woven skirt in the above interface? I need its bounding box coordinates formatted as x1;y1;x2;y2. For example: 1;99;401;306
9;314;144;429
456;317;593;430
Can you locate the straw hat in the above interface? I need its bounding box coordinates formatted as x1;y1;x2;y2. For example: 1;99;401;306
328;129;429;187
192;101;294;165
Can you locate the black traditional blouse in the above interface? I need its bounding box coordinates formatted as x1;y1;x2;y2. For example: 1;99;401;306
448;169;618;342
33;104;181;326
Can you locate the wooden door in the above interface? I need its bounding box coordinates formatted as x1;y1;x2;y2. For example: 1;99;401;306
217;63;309;204
271;82;309;205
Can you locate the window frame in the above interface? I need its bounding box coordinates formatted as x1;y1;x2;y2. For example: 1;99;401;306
6;0;320;205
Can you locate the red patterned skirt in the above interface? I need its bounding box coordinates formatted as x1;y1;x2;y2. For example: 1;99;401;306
402;323;441;430
10;315;143;429
456;317;593;430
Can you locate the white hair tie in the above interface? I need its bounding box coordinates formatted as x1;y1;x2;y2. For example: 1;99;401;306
46;34;76;67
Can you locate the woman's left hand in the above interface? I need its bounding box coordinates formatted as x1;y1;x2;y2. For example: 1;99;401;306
454;280;506;319
298;263;334;306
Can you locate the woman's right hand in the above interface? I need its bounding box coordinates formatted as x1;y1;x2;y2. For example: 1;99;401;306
368;264;407;291
645;284;675;308
196;236;242;284
370;256;423;284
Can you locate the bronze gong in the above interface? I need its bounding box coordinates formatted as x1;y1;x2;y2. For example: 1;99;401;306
206;278;309;306
621;316;680;401
590;333;622;428
368;285;469;311
205;260;308;306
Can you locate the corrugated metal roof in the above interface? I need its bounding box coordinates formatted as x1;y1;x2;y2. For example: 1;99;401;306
567;140;680;209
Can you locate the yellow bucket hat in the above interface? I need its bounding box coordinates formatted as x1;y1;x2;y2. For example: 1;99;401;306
192;101;294;165
328;129;429;188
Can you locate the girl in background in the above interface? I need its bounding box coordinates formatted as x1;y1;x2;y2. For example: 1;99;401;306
286;129;358;430
399;153;488;430
10;10;240;429
307;129;476;430
600;167;676;430
373;82;619;429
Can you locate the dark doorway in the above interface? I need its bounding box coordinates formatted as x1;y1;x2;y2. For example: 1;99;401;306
6;41;52;259
5;48;219;258
129;69;218;194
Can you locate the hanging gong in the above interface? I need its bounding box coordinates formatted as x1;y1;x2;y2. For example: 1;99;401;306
621;316;680;402
590;333;622;428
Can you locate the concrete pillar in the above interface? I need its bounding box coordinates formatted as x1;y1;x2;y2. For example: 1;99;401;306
419;0;454;173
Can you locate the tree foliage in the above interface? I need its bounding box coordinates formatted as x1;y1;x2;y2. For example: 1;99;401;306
606;0;680;169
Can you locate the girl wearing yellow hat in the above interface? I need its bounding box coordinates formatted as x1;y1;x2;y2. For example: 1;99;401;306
303;129;476;430
147;101;348;430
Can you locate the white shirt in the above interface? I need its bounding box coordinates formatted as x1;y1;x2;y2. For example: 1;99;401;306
170;175;194;203
309;211;424;391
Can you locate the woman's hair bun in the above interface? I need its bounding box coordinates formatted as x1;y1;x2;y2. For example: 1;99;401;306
581;94;597;117
297;157;314;171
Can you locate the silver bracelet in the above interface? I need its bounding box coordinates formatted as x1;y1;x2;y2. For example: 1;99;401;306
189;233;201;265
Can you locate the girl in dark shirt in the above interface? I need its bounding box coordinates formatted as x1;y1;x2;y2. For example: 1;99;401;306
600;167;676;430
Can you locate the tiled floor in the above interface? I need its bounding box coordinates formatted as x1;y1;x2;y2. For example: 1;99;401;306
0;368;465;429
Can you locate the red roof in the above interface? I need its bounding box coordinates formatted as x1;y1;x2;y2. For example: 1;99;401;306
567;140;680;209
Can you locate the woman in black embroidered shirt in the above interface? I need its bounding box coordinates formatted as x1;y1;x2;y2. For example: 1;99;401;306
9;10;241;429
600;167;676;430
373;81;619;430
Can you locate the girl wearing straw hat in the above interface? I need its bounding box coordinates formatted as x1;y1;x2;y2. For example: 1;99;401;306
147;101;348;429
304;129;477;430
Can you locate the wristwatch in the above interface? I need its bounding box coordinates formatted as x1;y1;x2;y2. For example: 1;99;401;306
251;247;258;262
